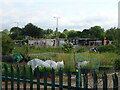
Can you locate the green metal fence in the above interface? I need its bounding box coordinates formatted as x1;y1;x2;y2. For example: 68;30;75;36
2;64;119;89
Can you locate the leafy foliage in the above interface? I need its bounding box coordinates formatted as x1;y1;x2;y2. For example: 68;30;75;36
10;27;22;39
63;42;74;53
22;23;44;38
2;34;14;55
97;44;117;53
2;29;10;35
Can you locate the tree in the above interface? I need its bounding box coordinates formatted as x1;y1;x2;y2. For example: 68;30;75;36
106;28;116;40
76;31;82;38
43;29;54;39
106;27;120;46
22;23;44;38
10;27;22;39
67;30;78;39
59;33;67;38
63;29;69;38
2;29;10;35
114;28;120;46
89;26;105;39
44;29;53;34
81;29;90;38
2;34;14;55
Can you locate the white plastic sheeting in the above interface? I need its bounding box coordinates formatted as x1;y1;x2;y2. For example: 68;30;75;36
44;60;57;69
57;60;64;69
27;59;64;71
77;61;90;68
27;59;50;71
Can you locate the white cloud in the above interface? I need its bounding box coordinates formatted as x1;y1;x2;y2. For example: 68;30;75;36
0;0;119;31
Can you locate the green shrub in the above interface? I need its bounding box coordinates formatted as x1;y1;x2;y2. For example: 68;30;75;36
63;42;74;53
2;34;14;55
97;44;116;53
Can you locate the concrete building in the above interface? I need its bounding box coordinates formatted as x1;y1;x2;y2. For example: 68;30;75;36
65;38;103;46
15;38;113;47
28;39;56;47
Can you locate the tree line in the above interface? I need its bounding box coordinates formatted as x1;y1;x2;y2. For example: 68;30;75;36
1;23;120;44
1;23;120;55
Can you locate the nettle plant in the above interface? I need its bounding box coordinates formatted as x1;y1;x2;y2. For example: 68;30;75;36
63;42;74;53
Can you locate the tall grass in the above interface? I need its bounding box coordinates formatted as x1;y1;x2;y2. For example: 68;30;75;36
12;45;118;69
29;52;118;67
12;45;63;54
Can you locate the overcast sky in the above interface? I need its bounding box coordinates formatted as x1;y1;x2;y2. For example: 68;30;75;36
0;0;119;32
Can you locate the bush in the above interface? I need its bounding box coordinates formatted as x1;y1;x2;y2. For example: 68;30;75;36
63;42;74;53
114;59;120;70
2;34;14;55
97;44;116;53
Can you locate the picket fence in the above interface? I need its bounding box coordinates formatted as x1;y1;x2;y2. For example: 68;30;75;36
2;64;119;90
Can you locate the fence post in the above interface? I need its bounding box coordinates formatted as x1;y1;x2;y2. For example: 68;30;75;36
102;72;107;90
93;71;98;90
36;67;40;90
10;64;14;90
59;68;63;90
17;64;20;90
4;64;8;90
51;68;55;90
44;67;47;90
76;69;81;89
112;73;118;90
67;71;71;90
30;66;33;90
83;73;88;89
23;65;26;90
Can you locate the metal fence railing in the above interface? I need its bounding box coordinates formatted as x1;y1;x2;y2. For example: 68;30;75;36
2;64;119;89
